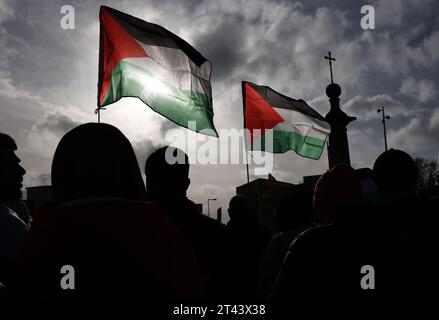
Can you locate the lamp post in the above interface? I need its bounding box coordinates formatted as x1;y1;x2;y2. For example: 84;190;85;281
377;106;390;151
207;198;217;217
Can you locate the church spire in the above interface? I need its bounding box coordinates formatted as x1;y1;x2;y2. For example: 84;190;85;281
323;51;356;168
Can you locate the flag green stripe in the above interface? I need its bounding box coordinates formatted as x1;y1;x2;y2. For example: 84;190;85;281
250;129;326;159
101;60;217;136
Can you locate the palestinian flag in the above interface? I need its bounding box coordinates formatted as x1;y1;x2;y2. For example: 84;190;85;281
98;6;217;136
242;81;330;160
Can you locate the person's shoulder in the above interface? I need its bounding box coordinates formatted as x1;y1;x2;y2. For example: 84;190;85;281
288;224;334;251
0;204;9;217
299;223;334;238
265;232;287;253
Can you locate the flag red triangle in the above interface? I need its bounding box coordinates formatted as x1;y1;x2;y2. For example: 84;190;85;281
99;7;148;105
244;82;284;140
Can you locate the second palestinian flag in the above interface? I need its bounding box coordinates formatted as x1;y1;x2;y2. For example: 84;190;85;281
98;6;217;136
242;81;330;160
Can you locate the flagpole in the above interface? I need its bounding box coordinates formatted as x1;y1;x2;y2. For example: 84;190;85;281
242;81;250;184
246;151;250;184
95;107;104;123
96;15;103;124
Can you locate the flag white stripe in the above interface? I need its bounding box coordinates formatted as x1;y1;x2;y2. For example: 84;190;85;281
273;107;330;138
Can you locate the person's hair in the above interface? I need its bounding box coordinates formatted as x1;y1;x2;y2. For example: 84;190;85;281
0;133;17;152
145;146;189;179
275;190;313;232
51;123;146;204
373;149;417;198
144;146;190;199
228;194;250;219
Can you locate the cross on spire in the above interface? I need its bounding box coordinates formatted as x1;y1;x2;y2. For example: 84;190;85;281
324;51;336;84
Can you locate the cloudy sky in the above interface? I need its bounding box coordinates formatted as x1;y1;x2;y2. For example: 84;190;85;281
0;0;438;219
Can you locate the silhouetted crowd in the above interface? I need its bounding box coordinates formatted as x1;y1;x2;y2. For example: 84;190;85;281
0;123;438;301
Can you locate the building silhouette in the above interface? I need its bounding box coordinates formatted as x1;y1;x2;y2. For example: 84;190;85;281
236;179;310;232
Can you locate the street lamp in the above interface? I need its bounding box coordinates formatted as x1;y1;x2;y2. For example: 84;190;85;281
207;198;217;217
377;106;391;151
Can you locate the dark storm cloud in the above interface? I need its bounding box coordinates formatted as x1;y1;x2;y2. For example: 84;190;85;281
344;94;411;121
389;107;439;156
195;14;247;81
1;0;104;109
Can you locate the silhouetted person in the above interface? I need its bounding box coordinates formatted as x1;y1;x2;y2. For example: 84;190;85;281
11;124;203;300
373;149;417;202
0;133;27;288
145;146;229;299
51;124;146;204
430;194;439;287
422;187;439;279
226;194;270;299
272;165;372;295
372;149;433;288
258;190;314;298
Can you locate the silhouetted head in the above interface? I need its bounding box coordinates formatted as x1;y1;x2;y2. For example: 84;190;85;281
228;194;253;222
0;133;26;202
275;190;314;233
313;164;362;224
373;149;417;200
51;123;146;204
145;146;190;202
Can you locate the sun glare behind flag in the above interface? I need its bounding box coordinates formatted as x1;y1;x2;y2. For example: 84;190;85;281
98;6;217;136
242;81;331;160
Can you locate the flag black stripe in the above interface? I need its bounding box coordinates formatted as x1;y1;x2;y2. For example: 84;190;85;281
245;81;325;121
102;6;207;67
